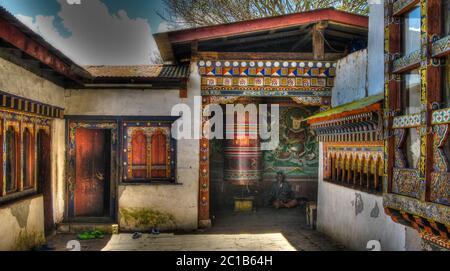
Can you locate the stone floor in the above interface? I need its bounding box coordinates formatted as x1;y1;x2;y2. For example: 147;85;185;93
47;206;346;251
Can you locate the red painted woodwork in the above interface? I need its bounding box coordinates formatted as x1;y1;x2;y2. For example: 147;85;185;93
224;112;262;186
131;131;147;178
167;9;368;44
0;17;81;83
23;128;34;189
37;130;53;232
5;127;19;194
151;132;167;178
74;128;109;217
0;125;2;197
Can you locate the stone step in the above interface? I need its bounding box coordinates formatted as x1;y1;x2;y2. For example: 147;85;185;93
57;223;118;234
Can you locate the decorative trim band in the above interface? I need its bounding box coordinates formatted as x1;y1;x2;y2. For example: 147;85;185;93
199;59;336;95
198;60;337;71
201;89;331;97
201;77;334;89
393;0;419;16
384;193;449;225
432;35;450;58
0;90;64;119
432;107;450;124
393;50;421;73
393;113;422;128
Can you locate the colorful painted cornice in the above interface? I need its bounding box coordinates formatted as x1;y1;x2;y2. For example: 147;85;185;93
393;0;420;16
198;60;336;96
393;113;422;128
432;35;450;58
393;50;421;73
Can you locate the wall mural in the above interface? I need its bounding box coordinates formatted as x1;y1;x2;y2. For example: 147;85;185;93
263;106;319;179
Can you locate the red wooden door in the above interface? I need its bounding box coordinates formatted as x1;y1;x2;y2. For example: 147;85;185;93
37;130;53;232
75;128;109;217
151;132;167;178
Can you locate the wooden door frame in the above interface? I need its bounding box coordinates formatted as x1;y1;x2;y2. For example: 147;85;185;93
65;118;119;223
37;126;54;233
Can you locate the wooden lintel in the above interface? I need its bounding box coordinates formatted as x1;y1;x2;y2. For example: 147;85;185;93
196;51;344;61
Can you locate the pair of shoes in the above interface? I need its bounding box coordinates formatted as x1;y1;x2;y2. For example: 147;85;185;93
132;232;142;239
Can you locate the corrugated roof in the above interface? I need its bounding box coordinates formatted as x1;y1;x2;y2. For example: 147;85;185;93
84;65;190;79
307;93;384;123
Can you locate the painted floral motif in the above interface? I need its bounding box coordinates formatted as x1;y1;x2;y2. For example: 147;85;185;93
432;107;450;125
392;168;422;199
393;114;421;128
430;172;450;206
433;124;449;172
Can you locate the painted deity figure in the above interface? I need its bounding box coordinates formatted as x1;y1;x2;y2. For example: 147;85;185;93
268;171;298;209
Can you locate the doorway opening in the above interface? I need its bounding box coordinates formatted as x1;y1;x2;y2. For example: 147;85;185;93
37;129;53;234
72;128;112;221
209;97;320;228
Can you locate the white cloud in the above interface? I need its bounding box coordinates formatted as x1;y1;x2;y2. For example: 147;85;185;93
157;21;170;33
16;0;161;65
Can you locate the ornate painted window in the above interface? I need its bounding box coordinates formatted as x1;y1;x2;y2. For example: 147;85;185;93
5;125;18;194
402;5;421;55
401;69;421;115
0;115;51;204
22;127;35;189
123;119;177;183
130;130;148;179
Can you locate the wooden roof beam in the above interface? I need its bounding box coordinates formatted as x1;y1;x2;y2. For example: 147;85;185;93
313;21;328;60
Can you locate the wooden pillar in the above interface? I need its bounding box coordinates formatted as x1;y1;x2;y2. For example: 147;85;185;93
312;21;328;60
384;0;401;194
423;0;442;201
198;96;211;228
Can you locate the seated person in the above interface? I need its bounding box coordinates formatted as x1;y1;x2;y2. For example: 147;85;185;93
268;171;298;209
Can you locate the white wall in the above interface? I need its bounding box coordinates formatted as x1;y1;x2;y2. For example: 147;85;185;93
0;57;66;248
0;196;45;251
331;49;368;107
65;62;201;230
316;143;421;251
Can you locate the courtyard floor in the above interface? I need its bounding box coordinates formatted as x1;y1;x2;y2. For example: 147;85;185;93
47;206;346;251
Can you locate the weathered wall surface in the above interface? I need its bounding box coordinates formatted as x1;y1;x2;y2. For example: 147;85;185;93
0;58;66;240
331;49;368;107
316;143;421;251
52;119;66;224
0;196;45;251
65;62;201;230
0;57;65;107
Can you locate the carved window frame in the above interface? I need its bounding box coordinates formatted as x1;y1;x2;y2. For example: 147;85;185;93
122;120;177;184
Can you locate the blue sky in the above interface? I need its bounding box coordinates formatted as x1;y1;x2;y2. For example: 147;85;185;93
0;0;172;65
